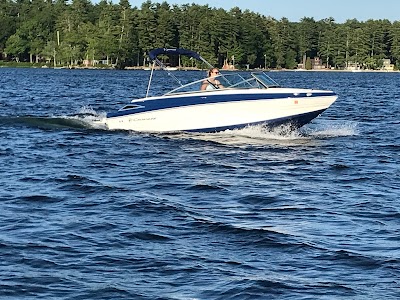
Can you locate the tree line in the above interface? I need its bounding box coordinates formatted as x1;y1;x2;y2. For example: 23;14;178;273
1;0;399;69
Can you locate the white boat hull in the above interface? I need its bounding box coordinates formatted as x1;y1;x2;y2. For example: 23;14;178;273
101;88;337;133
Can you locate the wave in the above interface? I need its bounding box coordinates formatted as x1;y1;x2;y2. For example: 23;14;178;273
0;106;107;130
166;119;359;146
12;195;63;203
317;249;387;269
215;277;356;298
121;231;173;242
303;119;359;138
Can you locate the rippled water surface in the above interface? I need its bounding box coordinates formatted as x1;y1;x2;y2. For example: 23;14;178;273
1;68;399;299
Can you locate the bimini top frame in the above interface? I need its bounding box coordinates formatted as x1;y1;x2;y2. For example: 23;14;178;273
145;48;213;97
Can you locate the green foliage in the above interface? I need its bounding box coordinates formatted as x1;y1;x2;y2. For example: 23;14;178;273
0;0;399;69
390;22;400;64
297;17;319;61
305;57;312;70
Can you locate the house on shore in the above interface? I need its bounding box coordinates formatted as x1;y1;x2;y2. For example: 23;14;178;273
381;59;395;71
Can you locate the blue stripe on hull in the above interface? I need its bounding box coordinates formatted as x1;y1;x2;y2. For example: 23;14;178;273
107;92;336;118
185;109;326;133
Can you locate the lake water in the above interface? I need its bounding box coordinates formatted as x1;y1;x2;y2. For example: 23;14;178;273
0;68;399;299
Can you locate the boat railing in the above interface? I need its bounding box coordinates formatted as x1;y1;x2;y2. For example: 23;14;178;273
164;77;207;95
164;72;265;95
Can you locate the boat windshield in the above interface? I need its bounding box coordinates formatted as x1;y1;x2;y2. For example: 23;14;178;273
251;72;280;88
164;72;280;95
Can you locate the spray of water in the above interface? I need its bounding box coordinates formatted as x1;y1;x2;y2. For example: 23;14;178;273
173;120;359;146
64;106;108;129
303;119;359;138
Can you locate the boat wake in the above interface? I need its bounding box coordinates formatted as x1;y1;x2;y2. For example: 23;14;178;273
303;119;359;138
164;119;358;146
0;106;107;131
69;106;108;130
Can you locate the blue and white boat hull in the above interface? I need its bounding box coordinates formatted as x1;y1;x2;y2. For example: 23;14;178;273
102;88;337;133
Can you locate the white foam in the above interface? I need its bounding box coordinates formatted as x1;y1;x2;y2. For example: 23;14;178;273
304;120;359;138
174;124;310;147
220;124;305;140
171;120;358;146
77;105;100;116
64;106;108;129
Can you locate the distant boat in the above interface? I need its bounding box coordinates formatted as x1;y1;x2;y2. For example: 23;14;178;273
165;67;178;71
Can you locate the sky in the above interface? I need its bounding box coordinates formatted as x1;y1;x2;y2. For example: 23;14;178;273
144;0;400;23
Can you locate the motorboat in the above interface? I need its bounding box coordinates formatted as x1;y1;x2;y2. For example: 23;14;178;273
98;48;337;133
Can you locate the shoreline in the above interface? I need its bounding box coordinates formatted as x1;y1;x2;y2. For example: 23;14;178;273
0;64;398;73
